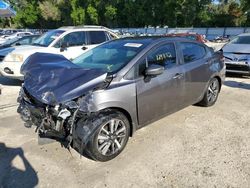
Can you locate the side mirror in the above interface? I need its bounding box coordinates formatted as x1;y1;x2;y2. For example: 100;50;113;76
145;64;164;77
60;42;68;52
15;42;21;46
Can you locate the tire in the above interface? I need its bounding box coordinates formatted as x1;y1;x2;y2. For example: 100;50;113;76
84;110;130;162
197;77;220;107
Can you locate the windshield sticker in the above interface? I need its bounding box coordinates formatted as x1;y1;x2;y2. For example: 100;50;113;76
124;43;143;48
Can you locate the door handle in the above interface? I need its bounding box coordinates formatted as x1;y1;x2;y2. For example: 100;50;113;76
173;73;184;79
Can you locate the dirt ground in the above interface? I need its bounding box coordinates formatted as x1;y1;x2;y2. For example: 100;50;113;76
0;75;250;188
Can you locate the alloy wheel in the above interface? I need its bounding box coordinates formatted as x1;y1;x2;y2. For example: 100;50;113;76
207;79;219;103
97;118;127;156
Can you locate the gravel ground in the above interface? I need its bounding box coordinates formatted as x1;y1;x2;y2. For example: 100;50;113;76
0;75;250;188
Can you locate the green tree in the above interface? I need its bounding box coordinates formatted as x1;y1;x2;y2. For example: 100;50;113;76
86;4;98;24
39;1;61;21
14;0;40;28
104;5;117;27
70;0;85;25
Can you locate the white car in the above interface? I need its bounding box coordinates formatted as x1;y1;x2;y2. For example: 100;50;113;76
0;32;33;44
0;26;119;80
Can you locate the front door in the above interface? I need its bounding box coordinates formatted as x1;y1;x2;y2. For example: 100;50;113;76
52;31;89;60
136;43;185;126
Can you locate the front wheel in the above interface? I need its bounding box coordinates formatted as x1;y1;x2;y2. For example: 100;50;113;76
85;110;130;162
197;78;220;107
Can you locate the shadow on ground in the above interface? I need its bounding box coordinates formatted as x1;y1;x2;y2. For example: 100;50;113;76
224;80;250;90
0;76;22;86
0;142;38;188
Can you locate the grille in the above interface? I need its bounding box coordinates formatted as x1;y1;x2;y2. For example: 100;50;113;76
226;63;250;72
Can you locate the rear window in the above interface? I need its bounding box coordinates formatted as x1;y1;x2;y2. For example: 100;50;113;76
181;42;206;63
89;31;107;44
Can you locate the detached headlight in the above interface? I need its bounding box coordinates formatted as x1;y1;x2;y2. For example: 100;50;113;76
4;54;24;62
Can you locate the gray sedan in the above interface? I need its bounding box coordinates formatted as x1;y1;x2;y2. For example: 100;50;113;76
18;37;226;161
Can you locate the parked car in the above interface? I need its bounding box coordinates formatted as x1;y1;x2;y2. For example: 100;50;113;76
0;26;118;80
222;33;250;76
165;33;207;43
17;37;225;161
0;35;41;62
0;32;33;44
0;29;19;37
0;34;40;50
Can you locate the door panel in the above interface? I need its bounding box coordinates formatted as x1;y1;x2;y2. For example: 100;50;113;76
136;43;185;126
136;66;184;126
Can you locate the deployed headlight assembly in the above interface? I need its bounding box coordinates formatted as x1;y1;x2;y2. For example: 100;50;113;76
4;54;24;62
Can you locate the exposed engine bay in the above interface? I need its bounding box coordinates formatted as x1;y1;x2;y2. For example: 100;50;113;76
17;86;104;153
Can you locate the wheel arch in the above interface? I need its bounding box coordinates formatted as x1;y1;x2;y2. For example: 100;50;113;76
101;107;136;137
213;75;222;91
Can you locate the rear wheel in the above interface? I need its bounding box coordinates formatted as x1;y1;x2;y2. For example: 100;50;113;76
198;78;220;107
85;110;130;162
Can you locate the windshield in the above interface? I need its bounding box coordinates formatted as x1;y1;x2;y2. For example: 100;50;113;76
73;39;149;73
33;30;64;47
229;36;250;44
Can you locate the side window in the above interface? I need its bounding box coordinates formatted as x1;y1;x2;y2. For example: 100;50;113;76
89;31;107;44
31;37;37;43
54;31;86;48
147;43;176;68
181;42;206;63
138;43;176;76
16;38;29;45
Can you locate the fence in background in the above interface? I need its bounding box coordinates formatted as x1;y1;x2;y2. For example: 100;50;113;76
114;27;250;39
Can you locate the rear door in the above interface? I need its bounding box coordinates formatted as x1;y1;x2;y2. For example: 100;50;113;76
87;31;110;50
178;42;212;105
136;42;185;126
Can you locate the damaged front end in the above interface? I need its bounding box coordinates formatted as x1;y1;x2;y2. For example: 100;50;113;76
17;52;113;152
17;84;111;153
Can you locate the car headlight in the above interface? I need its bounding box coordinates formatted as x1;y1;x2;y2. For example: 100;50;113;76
4;54;24;62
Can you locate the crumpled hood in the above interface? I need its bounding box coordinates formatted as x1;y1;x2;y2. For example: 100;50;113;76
223;44;250;54
21;53;108;105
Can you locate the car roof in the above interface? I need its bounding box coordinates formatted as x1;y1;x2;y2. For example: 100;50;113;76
58;25;112;32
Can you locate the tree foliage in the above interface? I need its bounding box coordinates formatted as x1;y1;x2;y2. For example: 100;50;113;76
4;0;250;28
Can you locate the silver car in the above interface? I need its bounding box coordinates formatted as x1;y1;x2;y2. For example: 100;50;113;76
222;33;250;76
17;37;226;161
